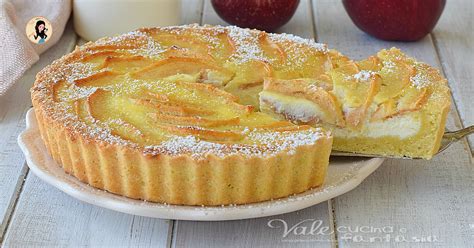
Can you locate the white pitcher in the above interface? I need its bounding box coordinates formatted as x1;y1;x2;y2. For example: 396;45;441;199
73;0;182;41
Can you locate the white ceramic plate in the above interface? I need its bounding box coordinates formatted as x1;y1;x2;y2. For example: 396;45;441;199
18;108;384;221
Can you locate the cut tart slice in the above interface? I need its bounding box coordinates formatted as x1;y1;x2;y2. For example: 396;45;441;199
259;48;451;159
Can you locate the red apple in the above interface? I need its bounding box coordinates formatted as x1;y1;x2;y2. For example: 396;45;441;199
343;0;446;41
211;0;300;31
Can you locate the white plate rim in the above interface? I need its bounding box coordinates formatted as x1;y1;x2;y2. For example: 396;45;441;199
18;108;384;221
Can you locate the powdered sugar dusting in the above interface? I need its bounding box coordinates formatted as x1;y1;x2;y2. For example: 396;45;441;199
92;30;165;58
62;86;98;101
410;72;431;89
269;32;327;53
350;70;375;82
382;60;396;72
225;26;268;63
127;35;165;58
268;32;327;66
144;128;328;159
306;84;320;93
43;62;96;85
248;129;326;155
125;39;164;58
95;30;147;46
354;70;374;81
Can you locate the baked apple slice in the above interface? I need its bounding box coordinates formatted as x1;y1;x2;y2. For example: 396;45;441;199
259;77;345;127
330;61;381;128
131;57;235;86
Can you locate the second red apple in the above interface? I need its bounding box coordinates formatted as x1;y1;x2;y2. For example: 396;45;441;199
343;0;446;41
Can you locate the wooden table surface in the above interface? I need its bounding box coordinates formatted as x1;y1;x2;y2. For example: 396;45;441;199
1;0;473;247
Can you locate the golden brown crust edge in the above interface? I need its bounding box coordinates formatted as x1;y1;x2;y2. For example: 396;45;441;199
33;106;332;206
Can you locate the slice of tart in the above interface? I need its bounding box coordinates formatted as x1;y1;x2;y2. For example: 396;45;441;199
259;48;451;159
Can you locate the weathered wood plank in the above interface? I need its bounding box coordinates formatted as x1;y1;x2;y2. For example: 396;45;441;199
172;1;334;247
3;174;171;247
76;38;88;47
182;0;204;25
432;0;474;153
174;203;334;248
0;22;77;243
312;0;474;247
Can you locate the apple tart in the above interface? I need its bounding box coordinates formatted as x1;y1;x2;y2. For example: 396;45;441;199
31;24;450;206
31;25;334;205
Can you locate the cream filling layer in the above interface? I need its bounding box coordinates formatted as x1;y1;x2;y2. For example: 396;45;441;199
333;113;421;139
259;91;327;123
259;91;421;140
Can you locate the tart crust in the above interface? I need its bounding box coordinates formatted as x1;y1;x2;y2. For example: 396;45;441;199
34;107;331;205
